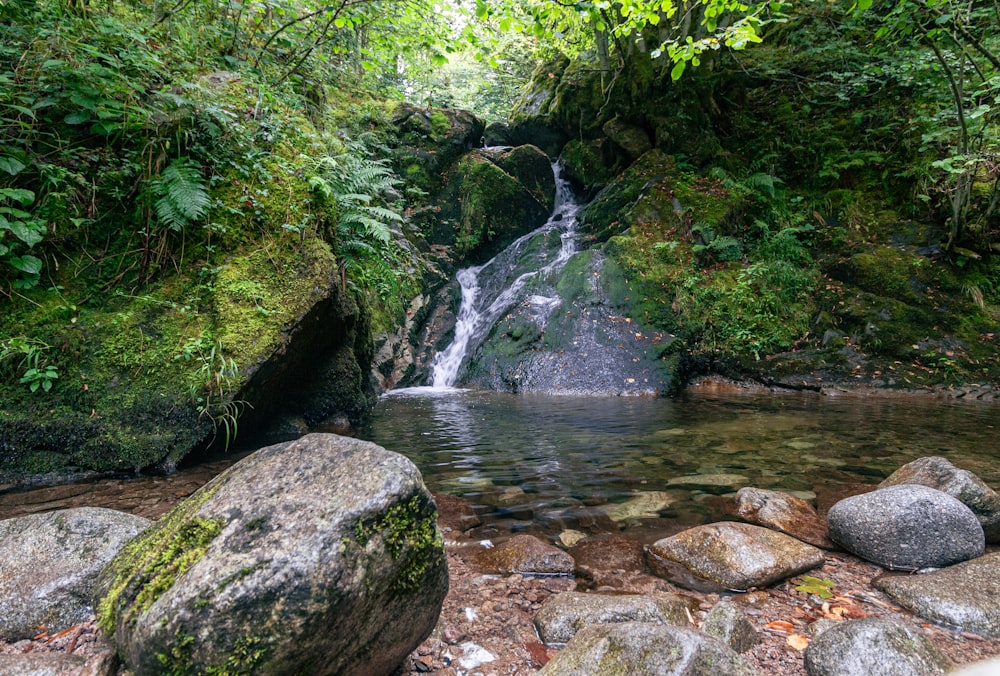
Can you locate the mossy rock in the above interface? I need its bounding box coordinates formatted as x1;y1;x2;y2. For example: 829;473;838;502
561;138;622;192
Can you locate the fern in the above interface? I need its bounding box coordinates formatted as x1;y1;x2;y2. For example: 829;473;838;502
152;158;211;231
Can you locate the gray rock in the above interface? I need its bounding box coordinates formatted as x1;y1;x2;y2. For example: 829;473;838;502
0;654;88;676
875;552;1000;638
733;487;836;549
702;600;760;653
538;622;758;675
880;456;1000;543
534;591;694;644
826;484;985;570
647;522;825;591
0;507;151;641
95;433;448;676
803;617;951;676
473;534;574;575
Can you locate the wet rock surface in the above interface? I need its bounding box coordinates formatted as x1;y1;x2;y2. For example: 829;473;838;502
703;599;761;653
534;591;695;644
880;456;1000;543
537;622;759;675
875;552;1000;638
95;433;447;676
827;484;985;570
803;617;952;676
647;522;825;591
0;508;151;641
733;487;836;549
473;534;575;576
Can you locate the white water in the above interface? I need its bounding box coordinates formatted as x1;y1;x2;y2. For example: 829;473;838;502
429;162;582;388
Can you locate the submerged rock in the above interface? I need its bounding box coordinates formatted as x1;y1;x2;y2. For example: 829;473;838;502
803;617;951;676
733;487;836;549
538;622;758;675
875;552;1000;638
535;591;694;644
568;533;646;581
473;534;574;576
880;456;1000;543
599;490;677;522
94;433;447;676
0;507;151;641
647;522;824;591
826;484;984;570
667;473;751;494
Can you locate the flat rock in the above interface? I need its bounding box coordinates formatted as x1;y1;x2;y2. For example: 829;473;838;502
538;622;758;675
826;484;985;570
568;533;645;581
733;487;836;549
702;599;759;653
880;456;1000;543
875;552;1000;638
803;617;952;675
667;474;750;494
598;491;676;522
0;653;92;676
534;591;694;644
0;507;151;641
473;533;574;575
94;433;448;676
647;522;824;591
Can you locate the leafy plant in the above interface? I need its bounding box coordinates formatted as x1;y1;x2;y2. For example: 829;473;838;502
795;575;835;599
0;187;45;288
0;336;58;392
151;158;212;232
176;334;248;450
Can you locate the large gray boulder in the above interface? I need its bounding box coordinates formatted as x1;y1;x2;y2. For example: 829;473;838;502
534;591;694;644
646;522;824;591
826;484;984;570
875;552;1000;638
538;622;758;675
0;507;151;641
803;617;951;675
94;433;448;676
880;456;1000;543
733;487;836;549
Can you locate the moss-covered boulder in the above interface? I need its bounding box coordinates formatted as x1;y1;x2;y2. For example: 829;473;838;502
94;433;448;676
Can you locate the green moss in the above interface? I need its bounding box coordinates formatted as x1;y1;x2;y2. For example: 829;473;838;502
352;493;443;595
97;483;223;636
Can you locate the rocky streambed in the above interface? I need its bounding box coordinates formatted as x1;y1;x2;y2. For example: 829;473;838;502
3;440;1000;675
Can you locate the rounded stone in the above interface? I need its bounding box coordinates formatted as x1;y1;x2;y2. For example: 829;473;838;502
804;617;951;676
473;533;574;575
534;591;694;644
826;484;985;570
0;507;151;641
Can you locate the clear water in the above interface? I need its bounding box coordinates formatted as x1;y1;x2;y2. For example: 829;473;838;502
356;388;1000;543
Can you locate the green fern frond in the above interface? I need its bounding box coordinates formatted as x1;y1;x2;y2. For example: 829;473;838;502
152;158;210;231
743;172;783;199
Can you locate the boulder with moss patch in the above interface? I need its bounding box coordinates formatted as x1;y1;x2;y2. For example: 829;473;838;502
94;433;448;676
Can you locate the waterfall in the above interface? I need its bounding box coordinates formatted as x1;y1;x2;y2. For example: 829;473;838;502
430;162;581;388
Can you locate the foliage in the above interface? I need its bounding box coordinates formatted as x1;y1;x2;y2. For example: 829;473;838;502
795;575;835;599
0;336;58;393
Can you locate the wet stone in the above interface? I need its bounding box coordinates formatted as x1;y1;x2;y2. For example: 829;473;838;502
534;591;694;644
472;534;574;576
827;484;985;570
434;493;482;533
702;599;760;653
875;552;1000;638
733;487;836;549
647;522;825;591
880;456;1000;543
667;474;751;494
803;617;952;676
568;533;645;581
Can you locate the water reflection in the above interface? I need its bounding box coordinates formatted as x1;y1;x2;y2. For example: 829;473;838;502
360;389;999;543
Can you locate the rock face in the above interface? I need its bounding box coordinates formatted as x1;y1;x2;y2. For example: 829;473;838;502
647;522;824;591
473;534;574;576
803;617;952;676
875;552;1000;638
826;484;985;570
538;622;758;675
880;456;1000;543
94;434;448;676
0;507;151;641
534;591;694;644
733;487;836;549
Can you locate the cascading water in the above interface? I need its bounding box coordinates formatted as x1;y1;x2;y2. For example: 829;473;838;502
429;162;581;388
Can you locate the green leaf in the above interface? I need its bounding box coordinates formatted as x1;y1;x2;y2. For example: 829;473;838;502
671;60;687;80
9;220;45;247
0;188;34;205
64;112;91;125
10;254;42;274
0;157;26;176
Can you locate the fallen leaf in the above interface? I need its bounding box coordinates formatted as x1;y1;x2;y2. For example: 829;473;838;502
765;620;794;633
787;634;810;651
